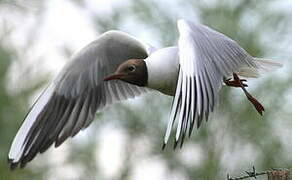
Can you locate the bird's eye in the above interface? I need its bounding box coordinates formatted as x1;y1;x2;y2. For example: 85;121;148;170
128;65;136;72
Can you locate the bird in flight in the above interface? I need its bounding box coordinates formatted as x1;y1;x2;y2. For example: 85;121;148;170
8;19;282;169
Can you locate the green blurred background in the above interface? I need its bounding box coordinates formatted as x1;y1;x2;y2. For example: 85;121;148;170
0;0;292;179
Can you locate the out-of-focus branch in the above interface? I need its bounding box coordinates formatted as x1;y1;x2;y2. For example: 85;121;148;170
227;166;292;180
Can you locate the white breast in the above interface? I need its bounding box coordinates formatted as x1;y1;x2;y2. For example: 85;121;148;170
145;47;179;96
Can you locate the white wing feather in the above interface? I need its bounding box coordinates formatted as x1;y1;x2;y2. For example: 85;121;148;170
9;31;155;168
164;19;259;147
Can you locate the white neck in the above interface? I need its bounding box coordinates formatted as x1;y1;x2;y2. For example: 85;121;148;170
145;46;179;96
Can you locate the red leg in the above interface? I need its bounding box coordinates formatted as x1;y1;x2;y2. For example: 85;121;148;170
228;73;265;115
233;73;265;115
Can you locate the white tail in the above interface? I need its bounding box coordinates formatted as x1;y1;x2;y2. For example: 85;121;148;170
238;58;283;78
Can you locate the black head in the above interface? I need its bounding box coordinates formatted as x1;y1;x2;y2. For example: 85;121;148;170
104;59;148;87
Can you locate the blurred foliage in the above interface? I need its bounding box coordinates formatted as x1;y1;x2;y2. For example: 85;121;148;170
0;0;292;180
0;44;46;179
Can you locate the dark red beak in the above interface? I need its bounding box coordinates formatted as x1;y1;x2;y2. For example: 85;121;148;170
104;73;125;81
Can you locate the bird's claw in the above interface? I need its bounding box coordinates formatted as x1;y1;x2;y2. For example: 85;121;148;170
224;78;248;87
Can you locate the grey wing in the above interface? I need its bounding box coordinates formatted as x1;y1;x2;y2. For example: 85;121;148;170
163;19;258;147
8;30;153;168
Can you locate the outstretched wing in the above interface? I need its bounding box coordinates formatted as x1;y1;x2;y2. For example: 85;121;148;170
164;19;258;148
8;31;155;168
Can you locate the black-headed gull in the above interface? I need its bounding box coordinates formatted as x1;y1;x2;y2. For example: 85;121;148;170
8;19;282;169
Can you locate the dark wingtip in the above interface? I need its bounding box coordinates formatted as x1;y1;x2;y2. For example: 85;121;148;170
180;133;186;149
197;120;202;129
205;113;209;122
189;121;194;138
180;138;185;149
9;162;19;171
173;140;178;150
7;158;17;170
20;162;26;169
180;142;184;149
55;136;66;147
162;143;166;150
55;141;61;148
